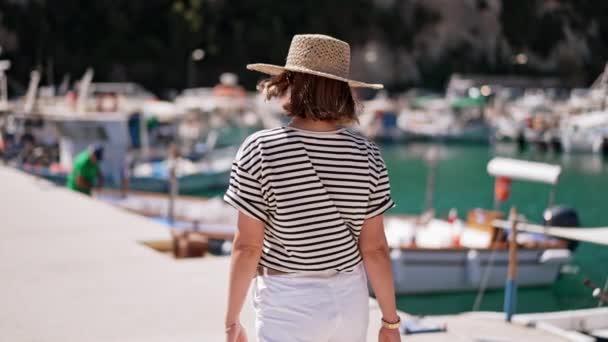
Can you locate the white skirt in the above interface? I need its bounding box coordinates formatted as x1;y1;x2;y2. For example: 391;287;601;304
253;263;369;342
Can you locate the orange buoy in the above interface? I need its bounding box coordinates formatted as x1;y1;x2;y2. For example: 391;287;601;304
494;176;512;203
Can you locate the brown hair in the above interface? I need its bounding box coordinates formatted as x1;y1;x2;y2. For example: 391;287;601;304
258;71;357;124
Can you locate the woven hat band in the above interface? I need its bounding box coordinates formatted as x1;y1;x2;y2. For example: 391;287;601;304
285;35;351;79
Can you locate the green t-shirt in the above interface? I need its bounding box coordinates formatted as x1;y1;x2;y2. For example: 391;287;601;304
66;151;99;195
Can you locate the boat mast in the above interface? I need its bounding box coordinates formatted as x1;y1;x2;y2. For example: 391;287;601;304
167;143;179;225
601;278;608;307
23;70;41;114
590;62;608;110
424;146;439;212
547;185;557;209
0;60;10;111
76;68;94;114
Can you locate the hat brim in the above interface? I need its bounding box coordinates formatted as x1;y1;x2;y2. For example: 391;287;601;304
247;63;383;90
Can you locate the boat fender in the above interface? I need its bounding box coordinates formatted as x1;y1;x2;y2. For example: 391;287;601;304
222;241;233;255
208;239;233;256
494;177;511;203
542;206;580;250
539;249;572;264
466;250;482;286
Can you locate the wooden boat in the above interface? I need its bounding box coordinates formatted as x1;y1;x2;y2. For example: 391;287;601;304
388;157;574;294
387;215;571;294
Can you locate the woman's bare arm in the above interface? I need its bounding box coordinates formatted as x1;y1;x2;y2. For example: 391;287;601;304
225;212;265;328
359;214;399;323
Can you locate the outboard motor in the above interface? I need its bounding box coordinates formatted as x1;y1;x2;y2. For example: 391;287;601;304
543;206;580;250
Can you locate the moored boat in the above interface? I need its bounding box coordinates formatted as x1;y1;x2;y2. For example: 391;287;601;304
388;157;575;294
129;149;233;193
560;110;608;154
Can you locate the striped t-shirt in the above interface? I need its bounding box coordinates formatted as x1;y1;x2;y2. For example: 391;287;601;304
223;126;395;273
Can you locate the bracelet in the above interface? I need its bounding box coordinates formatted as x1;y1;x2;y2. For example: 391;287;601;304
381;316;401;330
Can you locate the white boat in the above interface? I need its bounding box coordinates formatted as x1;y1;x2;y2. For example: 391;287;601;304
98;190;238;236
387;216;571;294
357;91;404;142
8;69;240;192
398;95;492;143
514;307;608;342
0;59;11;114
560;111;608;154
555;64;608;154
9;68;132;185
174;73;260;128
388;157;573;294
130;148;234;193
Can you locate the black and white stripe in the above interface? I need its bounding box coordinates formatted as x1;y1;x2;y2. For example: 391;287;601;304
224;127;395;272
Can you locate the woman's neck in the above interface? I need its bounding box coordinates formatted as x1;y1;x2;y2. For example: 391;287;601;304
288;117;339;132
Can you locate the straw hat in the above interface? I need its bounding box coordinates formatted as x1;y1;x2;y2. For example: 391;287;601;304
247;34;383;89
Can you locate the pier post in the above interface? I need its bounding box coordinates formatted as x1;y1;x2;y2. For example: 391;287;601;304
140;113;150;160
168;144;179;225
504;206;518;322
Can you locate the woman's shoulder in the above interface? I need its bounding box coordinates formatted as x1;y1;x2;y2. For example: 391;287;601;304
339;128;382;153
240;127;287;147
235;127;287;160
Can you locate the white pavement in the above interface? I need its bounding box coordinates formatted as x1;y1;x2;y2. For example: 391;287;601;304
0;166;256;341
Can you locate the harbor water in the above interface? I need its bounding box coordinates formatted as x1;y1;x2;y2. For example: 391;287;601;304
203;141;608;315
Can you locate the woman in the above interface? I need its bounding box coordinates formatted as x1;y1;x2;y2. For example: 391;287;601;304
224;34;401;342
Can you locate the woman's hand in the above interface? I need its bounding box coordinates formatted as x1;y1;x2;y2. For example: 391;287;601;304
225;322;247;342
378;327;401;342
224;213;263;342
360;215;402;342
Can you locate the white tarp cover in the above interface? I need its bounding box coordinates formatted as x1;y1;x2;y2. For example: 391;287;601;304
487;157;561;185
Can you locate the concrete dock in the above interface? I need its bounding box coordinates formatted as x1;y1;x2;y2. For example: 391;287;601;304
0;166;574;341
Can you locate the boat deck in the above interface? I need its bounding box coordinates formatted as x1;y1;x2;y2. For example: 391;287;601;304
0;165;572;341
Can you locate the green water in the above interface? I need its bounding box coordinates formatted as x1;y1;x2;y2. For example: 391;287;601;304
381;142;608;315
203;140;608;315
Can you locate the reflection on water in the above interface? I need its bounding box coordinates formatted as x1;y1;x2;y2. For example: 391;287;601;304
380;141;608;315
494;142;605;175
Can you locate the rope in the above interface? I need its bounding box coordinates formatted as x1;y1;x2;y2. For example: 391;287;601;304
472;243;500;311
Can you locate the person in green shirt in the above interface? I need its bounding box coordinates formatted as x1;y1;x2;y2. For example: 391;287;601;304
66;145;104;195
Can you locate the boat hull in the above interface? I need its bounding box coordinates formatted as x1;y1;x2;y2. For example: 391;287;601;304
19;167;229;194
391;248;570;294
125;171;230;194
402;124;493;144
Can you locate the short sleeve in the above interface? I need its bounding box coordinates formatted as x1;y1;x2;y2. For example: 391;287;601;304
223;162;268;223
366;149;396;219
